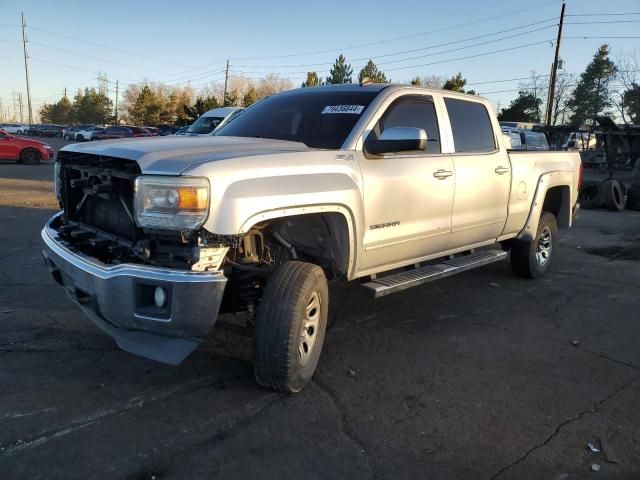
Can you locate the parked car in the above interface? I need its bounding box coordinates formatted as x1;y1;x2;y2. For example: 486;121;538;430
157;125;179;136
501;127;549;151
0;128;55;164
39;125;64;138
144;127;161;136
183;107;242;135
92;126;151;141
173;126;189;135
75;126;104;141
45;84;582;393
0;124;28;135
26;124;45;136
63;125;94;140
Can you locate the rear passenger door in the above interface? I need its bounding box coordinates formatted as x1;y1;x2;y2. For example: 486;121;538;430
443;97;510;249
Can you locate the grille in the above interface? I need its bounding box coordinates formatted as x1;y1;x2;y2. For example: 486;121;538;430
59;153;141;241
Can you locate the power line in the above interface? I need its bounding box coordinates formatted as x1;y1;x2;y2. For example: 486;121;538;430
234;18;558;69
27;25;195;69
566;12;640;16
232;0;560;61
564;20;640;24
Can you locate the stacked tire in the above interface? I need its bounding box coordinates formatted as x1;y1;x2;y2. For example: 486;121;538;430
579;178;627;211
628;165;640;211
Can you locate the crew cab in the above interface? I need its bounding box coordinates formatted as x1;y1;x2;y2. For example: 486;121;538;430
42;84;581;392
0;129;55;163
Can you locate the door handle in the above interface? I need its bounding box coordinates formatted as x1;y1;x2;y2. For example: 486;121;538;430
433;169;453;180
494;166;510;175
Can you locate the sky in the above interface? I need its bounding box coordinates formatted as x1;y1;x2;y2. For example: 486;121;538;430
0;0;639;122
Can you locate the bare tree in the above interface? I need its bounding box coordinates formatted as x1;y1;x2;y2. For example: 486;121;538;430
614;50;639;124
551;72;575;125
409;75;444;88
518;71;547;122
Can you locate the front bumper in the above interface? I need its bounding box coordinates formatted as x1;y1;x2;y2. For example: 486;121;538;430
41;213;227;365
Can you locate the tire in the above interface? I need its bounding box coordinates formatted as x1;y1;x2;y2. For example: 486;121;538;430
602;179;627;211
253;261;329;393
20;148;41;165
63;134;71;140
16;130;22;135
77;134;84;141
627;187;640;211
510;212;558;279
578;181;604;209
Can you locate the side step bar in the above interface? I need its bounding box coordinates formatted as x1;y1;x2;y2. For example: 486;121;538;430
362;249;508;298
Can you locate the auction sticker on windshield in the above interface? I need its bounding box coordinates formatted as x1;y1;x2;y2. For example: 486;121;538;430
321;105;365;114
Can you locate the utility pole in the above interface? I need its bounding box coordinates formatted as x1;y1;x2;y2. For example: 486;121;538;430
223;59;229;106
64;87;67;99
18;93;24;123
114;80;119;125
545;0;566;126
21;13;33;125
12;91;18;121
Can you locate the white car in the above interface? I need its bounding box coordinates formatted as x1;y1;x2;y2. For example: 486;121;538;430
75;126;105;141
1;124;28;135
179;107;242;135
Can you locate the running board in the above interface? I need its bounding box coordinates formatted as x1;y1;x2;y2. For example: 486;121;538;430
362;249;508;298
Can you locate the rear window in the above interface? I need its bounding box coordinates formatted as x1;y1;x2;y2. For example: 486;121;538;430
444;98;496;153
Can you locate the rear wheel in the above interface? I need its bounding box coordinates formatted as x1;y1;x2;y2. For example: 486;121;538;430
16;130;22;135
20;148;41;165
63;134;71;140
253;261;328;393
510;212;558;279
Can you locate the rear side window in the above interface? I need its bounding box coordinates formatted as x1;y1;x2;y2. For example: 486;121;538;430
444;98;496;153
380;96;441;153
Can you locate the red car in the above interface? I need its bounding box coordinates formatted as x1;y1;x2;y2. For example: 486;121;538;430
0;129;55;164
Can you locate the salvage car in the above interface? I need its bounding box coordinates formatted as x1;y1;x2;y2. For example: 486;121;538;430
0;128;55;163
42;84;582;392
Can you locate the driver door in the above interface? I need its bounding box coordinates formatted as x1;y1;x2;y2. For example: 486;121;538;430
0;131;19;159
356;94;455;273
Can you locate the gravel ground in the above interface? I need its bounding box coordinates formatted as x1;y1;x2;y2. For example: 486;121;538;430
0;161;639;480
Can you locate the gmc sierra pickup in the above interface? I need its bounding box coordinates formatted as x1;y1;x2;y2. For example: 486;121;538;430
42;84;582;392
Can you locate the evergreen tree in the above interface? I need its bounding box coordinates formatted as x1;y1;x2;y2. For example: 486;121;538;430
622;83;640;124
568;44;617;127
498;91;543;122
326;55;353;84
130;85;162;125
243;88;258;106
72;88;113;124
301;72;322;87
443;72;468;92
183;96;219;123
39;96;73;124
358;60;388;83
410;76;422;86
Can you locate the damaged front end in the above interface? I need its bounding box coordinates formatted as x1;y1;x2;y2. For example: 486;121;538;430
42;152;230;364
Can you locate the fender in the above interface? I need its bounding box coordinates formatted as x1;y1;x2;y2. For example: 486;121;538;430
239;203;359;278
516;170;575;242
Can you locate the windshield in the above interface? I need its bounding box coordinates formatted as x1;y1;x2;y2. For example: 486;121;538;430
215;90;379;149
187;115;225;134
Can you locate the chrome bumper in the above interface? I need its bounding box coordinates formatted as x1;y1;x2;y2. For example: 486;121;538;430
41;213;227;365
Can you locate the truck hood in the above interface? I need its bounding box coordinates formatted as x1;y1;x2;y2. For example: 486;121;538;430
59;136;312;174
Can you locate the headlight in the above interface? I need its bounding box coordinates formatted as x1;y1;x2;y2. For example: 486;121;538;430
134;176;210;231
54;161;61;201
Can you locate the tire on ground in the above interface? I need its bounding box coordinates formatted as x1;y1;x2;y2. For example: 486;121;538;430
627;186;640;211
578;181;603;209
20;148;41;165
253;261;329;393
510;212;558;279
602;179;627;211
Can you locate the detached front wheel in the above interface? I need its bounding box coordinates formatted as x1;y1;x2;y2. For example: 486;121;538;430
253;261;328;393
510;212;558;279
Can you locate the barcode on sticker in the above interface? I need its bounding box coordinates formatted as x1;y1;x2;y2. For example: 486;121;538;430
321;105;365;114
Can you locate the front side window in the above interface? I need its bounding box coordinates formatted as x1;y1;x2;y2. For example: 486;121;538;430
216;90;378;149
188;116;225;134
444;98;496;153
379;95;441;153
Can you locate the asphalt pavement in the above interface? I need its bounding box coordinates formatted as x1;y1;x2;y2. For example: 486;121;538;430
0;160;639;480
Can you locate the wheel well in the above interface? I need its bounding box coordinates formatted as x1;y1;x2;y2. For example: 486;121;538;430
250;212;351;279
542;186;571;229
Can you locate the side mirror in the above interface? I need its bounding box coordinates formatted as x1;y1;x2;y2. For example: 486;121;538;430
366;127;427;155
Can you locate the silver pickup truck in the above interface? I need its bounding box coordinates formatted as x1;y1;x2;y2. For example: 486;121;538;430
42;84;582;392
